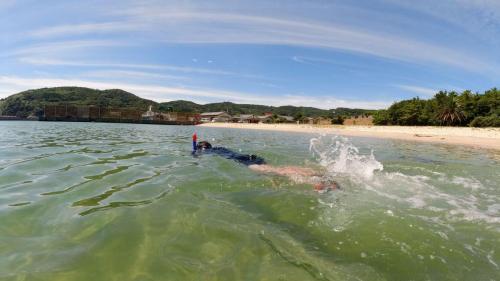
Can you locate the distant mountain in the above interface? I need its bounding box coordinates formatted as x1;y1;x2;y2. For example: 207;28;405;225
0;87;375;118
158;100;203;113
159;100;375;118
334;107;378;117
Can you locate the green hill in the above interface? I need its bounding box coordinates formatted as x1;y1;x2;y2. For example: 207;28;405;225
0;87;374;119
0;87;157;117
158;100;203;113
159;100;327;116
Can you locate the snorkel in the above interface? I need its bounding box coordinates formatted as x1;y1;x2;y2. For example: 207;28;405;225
192;132;197;152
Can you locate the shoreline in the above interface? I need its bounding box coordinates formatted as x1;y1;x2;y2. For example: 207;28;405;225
198;123;500;150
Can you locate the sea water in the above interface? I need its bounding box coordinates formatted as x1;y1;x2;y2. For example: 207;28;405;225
0;121;498;281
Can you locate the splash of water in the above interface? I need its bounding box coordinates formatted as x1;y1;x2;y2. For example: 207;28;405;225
309;135;383;180
309;136;500;228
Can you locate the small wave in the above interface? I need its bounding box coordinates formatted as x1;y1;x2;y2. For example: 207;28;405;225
309;135;383;180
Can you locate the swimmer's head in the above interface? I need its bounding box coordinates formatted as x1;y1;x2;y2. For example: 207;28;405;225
196;141;212;150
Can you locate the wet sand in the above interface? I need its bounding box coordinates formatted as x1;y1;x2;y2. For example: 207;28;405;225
198;123;500;150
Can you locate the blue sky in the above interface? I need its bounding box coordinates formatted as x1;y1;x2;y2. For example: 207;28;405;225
1;0;499;109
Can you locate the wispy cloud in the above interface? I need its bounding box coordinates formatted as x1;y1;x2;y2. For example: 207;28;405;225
80;70;189;81
0;76;252;102
394;84;438;97
24;7;499;75
4;40;123;58
0;76;390;109
18;57;257;78
291;56;316;65
29;22;144;38
383;0;500;40
0;0;17;11
2;0;498;107
19;58;167;69
290;55;375;73
180;14;476;75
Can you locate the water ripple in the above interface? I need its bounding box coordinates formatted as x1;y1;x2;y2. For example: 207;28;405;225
84;165;132;180
78;188;172;216
73;171;163;207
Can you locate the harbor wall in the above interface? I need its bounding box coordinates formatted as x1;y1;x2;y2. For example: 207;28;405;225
41;105;199;125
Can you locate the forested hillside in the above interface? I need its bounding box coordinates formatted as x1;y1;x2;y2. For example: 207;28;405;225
159;100;374;118
0;87;156;117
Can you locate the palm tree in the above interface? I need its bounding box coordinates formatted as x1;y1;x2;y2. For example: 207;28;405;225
271;113;279;123
294;112;304;123
435;91;465;126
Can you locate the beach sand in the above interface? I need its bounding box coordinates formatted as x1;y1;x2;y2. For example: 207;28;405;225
198;123;500;150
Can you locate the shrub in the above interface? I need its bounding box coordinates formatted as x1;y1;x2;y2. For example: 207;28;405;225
469;115;500;127
373;110;389;125
331;115;344;125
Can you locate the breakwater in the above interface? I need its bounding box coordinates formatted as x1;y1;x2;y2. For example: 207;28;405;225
0;116;24;121
40;104;199;125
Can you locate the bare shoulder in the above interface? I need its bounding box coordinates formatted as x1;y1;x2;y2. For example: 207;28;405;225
248;164;274;173
249;164;318;177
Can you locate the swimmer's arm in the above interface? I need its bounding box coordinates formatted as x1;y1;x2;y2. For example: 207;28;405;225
249;164;321;185
248;164;318;177
248;164;338;191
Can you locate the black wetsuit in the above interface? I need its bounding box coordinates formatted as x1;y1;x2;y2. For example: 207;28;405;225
209;147;266;166
193;142;266;166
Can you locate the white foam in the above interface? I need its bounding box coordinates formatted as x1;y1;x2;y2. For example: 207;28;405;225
310;135;383;180
436;231;449;240
309;135;500;229
450;176;483;190
487;204;500;216
487;251;498;269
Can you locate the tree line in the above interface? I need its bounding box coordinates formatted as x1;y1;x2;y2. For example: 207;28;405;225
373;88;499;127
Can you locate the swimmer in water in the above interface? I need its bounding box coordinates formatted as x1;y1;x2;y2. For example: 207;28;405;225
194;140;337;192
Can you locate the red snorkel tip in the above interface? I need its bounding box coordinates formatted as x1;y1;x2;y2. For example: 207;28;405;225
192;133;197;151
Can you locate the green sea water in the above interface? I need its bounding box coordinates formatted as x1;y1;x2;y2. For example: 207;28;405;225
0;121;499;281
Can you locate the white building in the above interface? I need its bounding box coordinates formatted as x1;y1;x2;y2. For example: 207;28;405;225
200;112;232;122
142;105;155;120
234;114;260;123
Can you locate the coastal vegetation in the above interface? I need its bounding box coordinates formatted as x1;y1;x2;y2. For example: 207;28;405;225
1;87;498;127
373;89;500;127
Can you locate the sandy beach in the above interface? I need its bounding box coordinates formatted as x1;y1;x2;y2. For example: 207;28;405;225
198;123;500;150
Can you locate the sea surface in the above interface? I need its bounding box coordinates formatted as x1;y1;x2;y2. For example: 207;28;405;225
0;121;499;281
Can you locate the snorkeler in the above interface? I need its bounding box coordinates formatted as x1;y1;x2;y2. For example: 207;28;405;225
193;138;337;192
